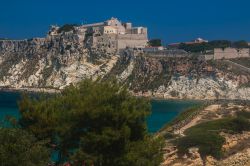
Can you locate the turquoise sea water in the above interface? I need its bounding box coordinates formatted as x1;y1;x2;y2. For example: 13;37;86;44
0;92;20;126
148;100;199;132
0;91;198;132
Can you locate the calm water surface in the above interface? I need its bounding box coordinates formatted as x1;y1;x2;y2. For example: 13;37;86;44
0;91;199;132
148;100;199;132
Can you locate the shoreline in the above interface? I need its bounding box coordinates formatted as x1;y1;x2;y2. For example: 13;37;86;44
1;87;250;102
0;87;60;94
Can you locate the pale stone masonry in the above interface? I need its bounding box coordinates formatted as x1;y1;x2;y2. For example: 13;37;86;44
48;17;148;51
82;17;148;50
214;48;250;60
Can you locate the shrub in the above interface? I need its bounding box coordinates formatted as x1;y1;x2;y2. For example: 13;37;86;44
148;39;162;47
177;40;249;53
57;24;77;33
236;111;250;119
185;117;250;135
177;132;225;159
176;117;250;159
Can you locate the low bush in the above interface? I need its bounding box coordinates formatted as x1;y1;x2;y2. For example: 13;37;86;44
185;117;250;135
236;111;250;119
176;116;250;159
57;24;77;33
177;132;225;159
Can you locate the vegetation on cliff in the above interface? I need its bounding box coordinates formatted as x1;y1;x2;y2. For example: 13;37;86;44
18;79;164;166
158;102;250;165
1;31;250;100
178;40;249;53
176;113;250;159
148;39;162;47
208;59;250;77
57;24;78;33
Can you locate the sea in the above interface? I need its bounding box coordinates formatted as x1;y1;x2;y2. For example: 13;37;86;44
0;91;199;133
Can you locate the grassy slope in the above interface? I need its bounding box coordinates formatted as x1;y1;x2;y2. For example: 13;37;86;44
176;111;250;159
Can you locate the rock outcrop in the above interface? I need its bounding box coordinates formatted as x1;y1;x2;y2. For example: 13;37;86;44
1;26;250;100
111;53;250;100
0;28;117;89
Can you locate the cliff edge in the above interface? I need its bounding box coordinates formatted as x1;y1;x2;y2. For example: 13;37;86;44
1;25;250;100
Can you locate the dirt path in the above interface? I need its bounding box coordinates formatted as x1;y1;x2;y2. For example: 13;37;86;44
174;104;221;135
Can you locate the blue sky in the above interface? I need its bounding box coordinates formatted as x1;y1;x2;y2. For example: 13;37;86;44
0;0;250;43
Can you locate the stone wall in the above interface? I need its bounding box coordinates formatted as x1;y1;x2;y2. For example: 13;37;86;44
143;49;188;58
91;34;148;51
116;34;148;49
117;34;147;40
92;34;117;54
214;48;250;60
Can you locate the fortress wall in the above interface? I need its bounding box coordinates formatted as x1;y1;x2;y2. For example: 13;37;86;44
117;34;147;40
94;35;117;48
93;34;148;50
116;34;148;49
117;39;148;49
80;22;104;28
92;35;118;54
143;50;189;58
214;48;250;60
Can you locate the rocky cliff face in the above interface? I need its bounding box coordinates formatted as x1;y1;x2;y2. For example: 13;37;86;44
0;30;118;89
1;30;250;100
109;52;250;100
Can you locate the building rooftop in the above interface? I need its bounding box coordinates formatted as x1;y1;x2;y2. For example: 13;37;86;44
168;38;208;47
